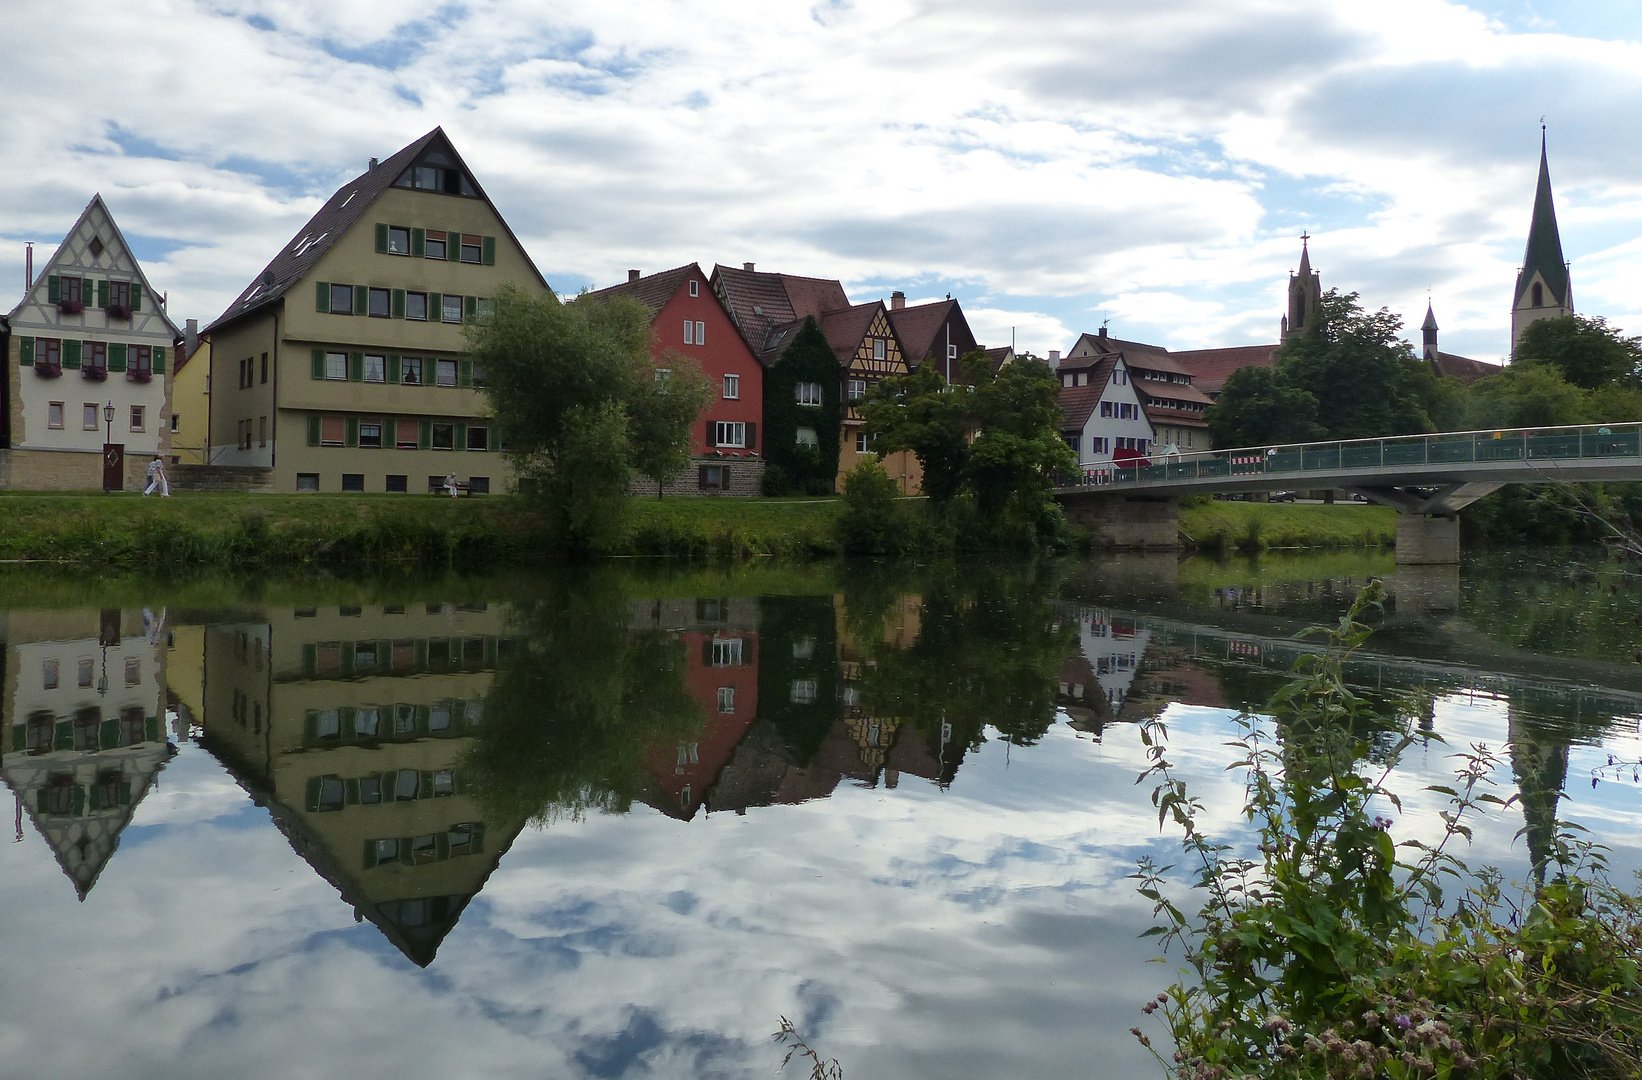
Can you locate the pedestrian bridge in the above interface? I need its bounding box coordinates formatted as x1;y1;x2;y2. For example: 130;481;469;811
1053;422;1642;563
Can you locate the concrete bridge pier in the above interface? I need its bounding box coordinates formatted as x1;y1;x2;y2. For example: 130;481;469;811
1062;494;1179;551
1395;514;1460;565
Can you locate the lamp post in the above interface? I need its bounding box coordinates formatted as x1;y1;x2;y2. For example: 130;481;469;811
102;401;117;492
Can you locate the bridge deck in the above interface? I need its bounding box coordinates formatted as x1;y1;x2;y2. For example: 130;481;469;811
1053;423;1642;499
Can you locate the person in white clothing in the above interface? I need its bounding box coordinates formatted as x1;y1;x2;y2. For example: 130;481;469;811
143;456;170;497
444;472;460;499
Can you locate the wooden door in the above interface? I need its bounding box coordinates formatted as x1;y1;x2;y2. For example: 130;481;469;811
103;443;124;491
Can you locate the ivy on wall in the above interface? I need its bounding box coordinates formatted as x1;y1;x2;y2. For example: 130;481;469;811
760;317;842;495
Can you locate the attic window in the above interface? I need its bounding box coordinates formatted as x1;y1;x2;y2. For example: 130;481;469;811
339;191;356;209
292;232;328;257
89;236;104;259
752;305;763;316
394;160;478;197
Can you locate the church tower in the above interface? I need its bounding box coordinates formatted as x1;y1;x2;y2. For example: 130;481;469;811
1282;234;1321;342
1421;302;1440;360
1511;129;1573;353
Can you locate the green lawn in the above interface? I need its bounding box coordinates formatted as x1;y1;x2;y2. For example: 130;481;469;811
1178;499;1397;553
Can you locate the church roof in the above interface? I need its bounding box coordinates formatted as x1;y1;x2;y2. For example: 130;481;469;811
1170;344;1278;395
1431;351;1502;384
1515;132;1571;308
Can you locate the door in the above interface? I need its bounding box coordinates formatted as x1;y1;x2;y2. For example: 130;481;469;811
103;443;125;491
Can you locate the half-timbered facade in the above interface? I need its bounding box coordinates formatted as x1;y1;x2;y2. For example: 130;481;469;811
831;302;920;490
3;197;181;489
886;292;979;383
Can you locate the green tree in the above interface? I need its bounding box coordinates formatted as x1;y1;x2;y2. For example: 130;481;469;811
1205;366;1323;449
854;361;970;505
629;362;712;499
761;318;843;495
838;459;918;556
466;286;704;548
1517;313;1642;390
1464;364;1588;429
1277;289;1439;440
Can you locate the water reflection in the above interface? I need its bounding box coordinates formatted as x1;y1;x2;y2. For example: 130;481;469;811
2;555;1640;1078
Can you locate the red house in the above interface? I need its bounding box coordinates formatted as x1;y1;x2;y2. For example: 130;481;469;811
584;263;765;494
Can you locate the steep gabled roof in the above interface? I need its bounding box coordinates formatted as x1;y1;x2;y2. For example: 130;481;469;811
820;302;885;365
711;265;856;363
1515;132;1571;308
1057;356;1120;430
581;263;700;318
780;274;851;320
886;299;960;362
1431;352;1502;383
207;127;549;334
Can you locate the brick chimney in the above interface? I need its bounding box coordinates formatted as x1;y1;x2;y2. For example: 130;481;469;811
743;262;755;272
890;290;906;310
628;269;640;283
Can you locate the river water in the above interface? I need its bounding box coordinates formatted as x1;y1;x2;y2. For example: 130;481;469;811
2;551;1640;1079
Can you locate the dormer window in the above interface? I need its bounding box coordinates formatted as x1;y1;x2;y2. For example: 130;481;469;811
394;152;478;197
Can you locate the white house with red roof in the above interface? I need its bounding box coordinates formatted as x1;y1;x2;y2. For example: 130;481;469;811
1055;349;1154;474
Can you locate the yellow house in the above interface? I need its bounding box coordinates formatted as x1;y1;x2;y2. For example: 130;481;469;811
202;128;553;493
168;324;210;465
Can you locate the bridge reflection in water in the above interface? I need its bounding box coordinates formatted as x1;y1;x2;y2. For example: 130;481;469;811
4;560;1635;962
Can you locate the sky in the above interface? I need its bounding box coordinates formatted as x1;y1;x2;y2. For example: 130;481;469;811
2;0;1640;363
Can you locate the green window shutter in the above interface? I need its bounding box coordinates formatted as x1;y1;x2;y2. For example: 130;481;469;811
363;840;379;870
387;355;401;384
55;721;72;752
418;419;432;449
307;414;321;445
391;289;405;319
340;706;357;738
119;781;132;806
454;422;467;450
472;822;486;853
411;227;425;257
316;281;330;313
48;275;60;303
131;284;142;311
349;352;364;382
64;340;82;369
97;279;109;308
446;230;460;252
375;223;389;254
74;786;85;817
100;719;118;750
415;705;430;734
344;415;359;447
415;639;429;668
458;358;473;388
145;716;159;742
428;291;442;319
302;646;318;677
344;778;361;805
340;647;355;677
89;784;103;812
152;346;166;375
353;285;368;316
311;349;326;379
109;343;127;373
304;777;322;813
19;337;34;365
482;236;495;265
463;295;477;322
10;726;22;753
302;709;318;739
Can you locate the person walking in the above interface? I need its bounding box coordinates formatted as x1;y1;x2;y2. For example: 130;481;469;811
143;455;170;497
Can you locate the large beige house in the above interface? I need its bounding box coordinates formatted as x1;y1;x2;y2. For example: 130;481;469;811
3;196;181;489
203;128;551;493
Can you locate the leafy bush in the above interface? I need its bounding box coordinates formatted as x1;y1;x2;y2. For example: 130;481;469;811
1134;582;1642;1078
837;460;917;556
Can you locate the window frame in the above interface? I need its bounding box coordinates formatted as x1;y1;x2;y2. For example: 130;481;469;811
436;359;458;387
795;381;823;406
387;226;411;255
49;402;65;430
431;423;455;450
367;287;392;318
441;295;463;324
358;420;384;449
466;425;489;451
362;354;386;383
847;378;866;400
405;292;428;321
320;416;345;447
714;421;746;448
722;373;739;400
401;356;423;386
325;352;348;381
424;234;447;260
329;283;353;315
129;405;145;432
873;338;887;361
82;403;99;431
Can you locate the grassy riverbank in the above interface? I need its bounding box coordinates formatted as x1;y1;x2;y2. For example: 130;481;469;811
1177;499;1397;552
0;491;1392;569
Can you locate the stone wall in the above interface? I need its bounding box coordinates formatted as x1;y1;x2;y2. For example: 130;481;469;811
170;464;275;493
1394;514;1460;565
1060;493;1180;550
627;456;766;498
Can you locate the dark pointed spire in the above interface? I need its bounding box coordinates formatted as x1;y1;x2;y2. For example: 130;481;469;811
1421;302;1439;360
1297;230;1312;276
1421;302;1438;332
1514;128;1570;309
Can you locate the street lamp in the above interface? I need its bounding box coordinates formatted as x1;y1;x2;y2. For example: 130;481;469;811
103;401;116;493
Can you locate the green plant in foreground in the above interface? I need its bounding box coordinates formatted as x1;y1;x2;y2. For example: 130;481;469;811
1134;581;1642;1078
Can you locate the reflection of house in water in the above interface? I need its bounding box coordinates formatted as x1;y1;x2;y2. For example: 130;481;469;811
197;603;525;966
1;609;174;899
1056;604;1226;737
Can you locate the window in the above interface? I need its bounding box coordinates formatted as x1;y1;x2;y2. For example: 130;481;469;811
259;416;267;447
715;687;735;713
715;421;745;448
711;638;743;666
341;474;365;492
654;368;671;386
796;427;818;447
363;355;386;383
471;362;487;388
460;235;482;263
297;473;319;491
62;276;83;304
36;338;62;374
847;378;866;400
260;352;268;383
792;636;815;660
436;359;457;387
321;416;345;446
386;474;408;493
873;338;887;361
125;657;140;686
171;414;179;432
43;659;59;689
325;352;347;380
387;226;410;254
330;283;353;314
723;373;739;399
49;402;64;429
130;405;145;431
405;292;428;321
83;403;98;430
425;234;447;260
78;659;94;687
694;320;705;345
1091;436;1108;454
856;431;876;453
108;280;130;308
467;476;490;494
466;425;489;451
432;423;454;450
389;419;417;449
795;381;823;406
359;421;383;448
683;320;694;345
948;343;958;360
368;288;391;318
1100;401;1112;418
85;341;107;375
1532;281;1543;307
790;679;818;705
400;357;423;385
688;280;700;297
700;464;727;491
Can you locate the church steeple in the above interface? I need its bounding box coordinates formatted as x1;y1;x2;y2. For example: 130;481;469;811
1283;232;1321;343
1421;302;1439;360
1512;128;1573;353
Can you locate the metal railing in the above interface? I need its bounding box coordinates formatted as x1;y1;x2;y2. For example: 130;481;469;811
1054;422;1642;489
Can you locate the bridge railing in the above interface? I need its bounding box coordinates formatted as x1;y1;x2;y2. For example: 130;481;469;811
1054;422;1642;489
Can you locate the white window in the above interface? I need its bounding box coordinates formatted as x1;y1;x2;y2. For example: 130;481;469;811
715;421;746;448
722;373;739;400
437;359;457;387
795;381;823;406
947;344;958;360
442;295;463;323
43;659;58;689
689;280;699;297
716;687;735;713
655;367;672;386
363;355;386;383
790;679;818;704
683;320;694;345
872;338;886;361
325;352;347;380
130;405;145;431
795;427;819;448
695;321;705;345
792;636;815;660
847;378;866;400
711;638;743;666
83;403;98;430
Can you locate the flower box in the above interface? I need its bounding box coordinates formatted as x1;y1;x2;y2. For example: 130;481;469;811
127;369;152;384
107;303;132;320
33;361;62;379
58;299;85;315
81;367;107;382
